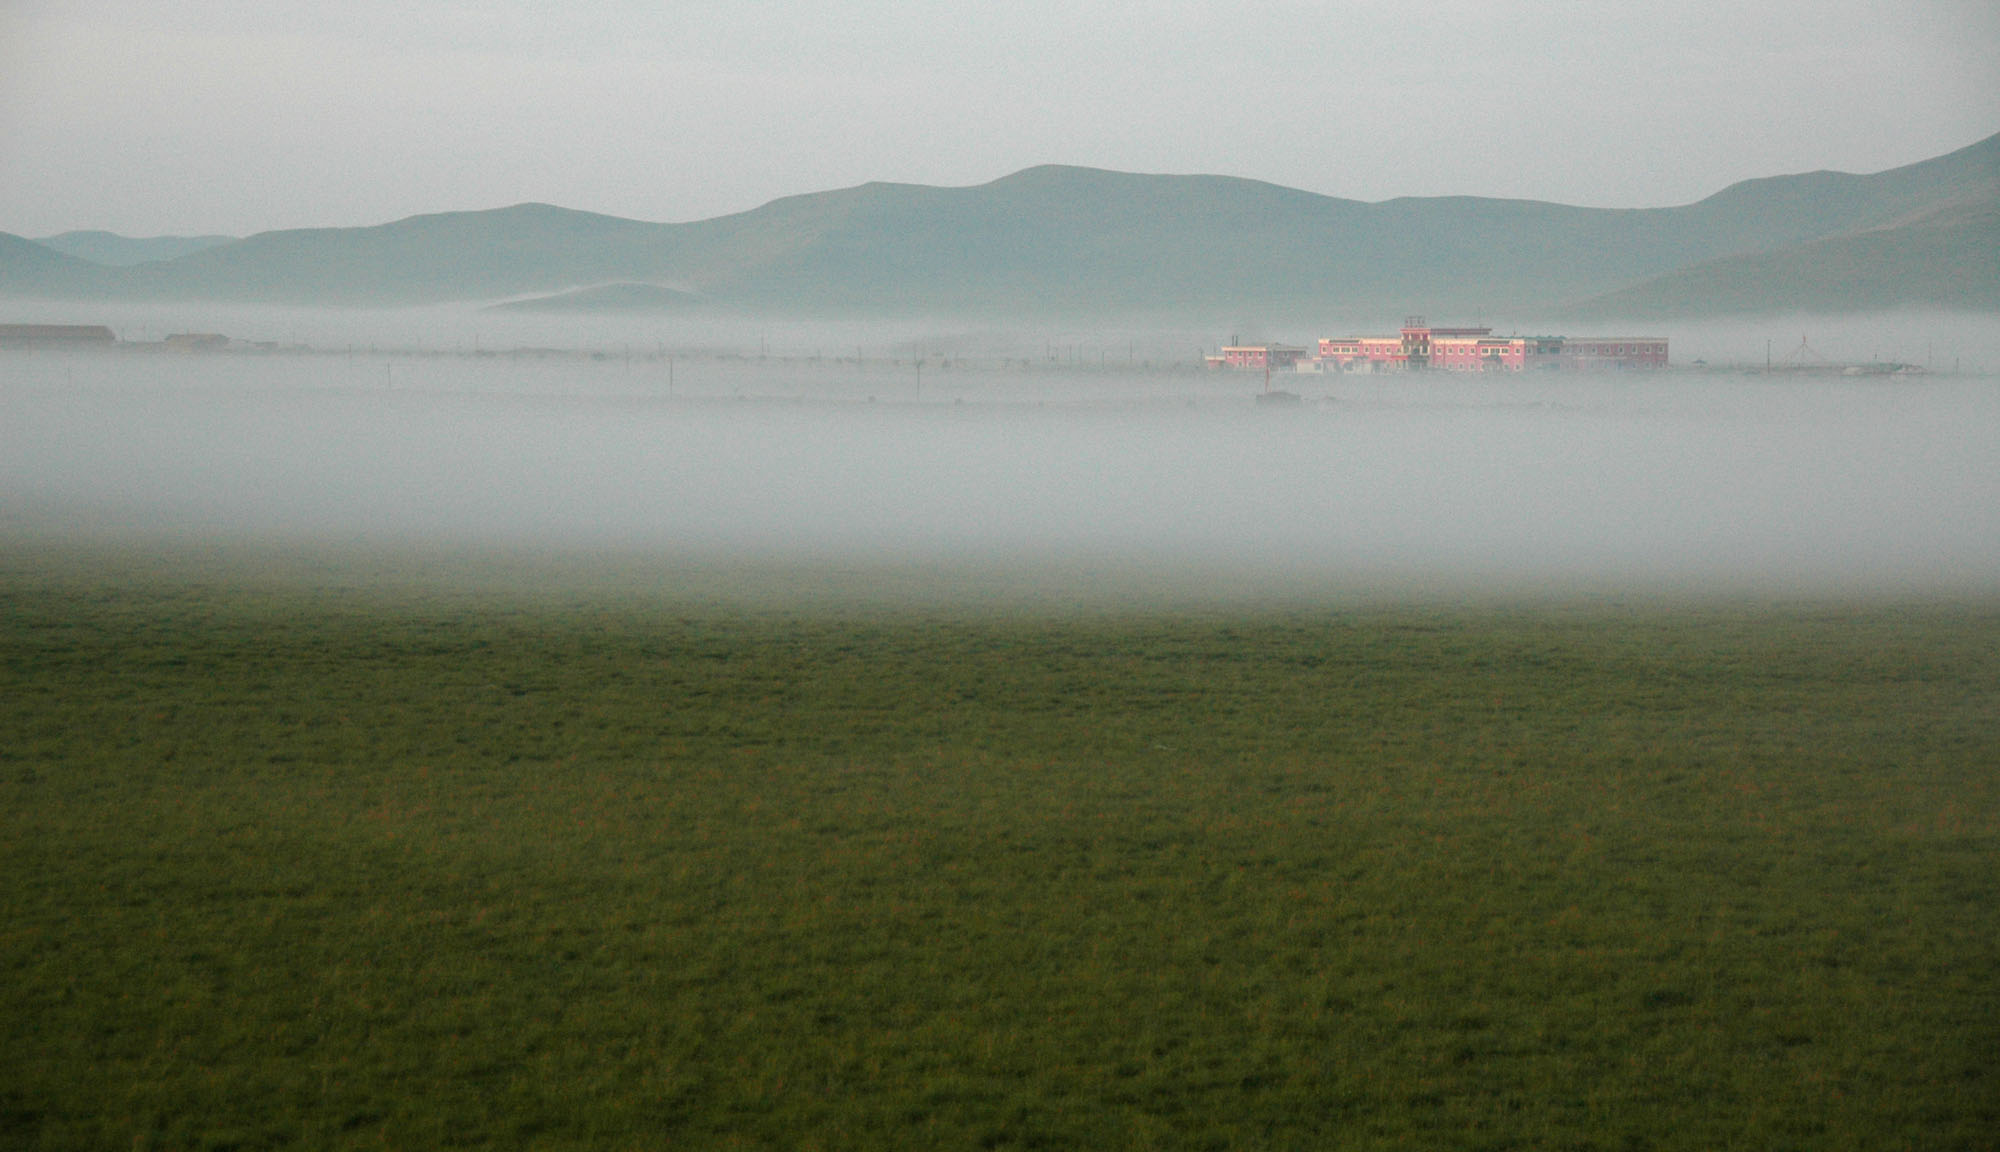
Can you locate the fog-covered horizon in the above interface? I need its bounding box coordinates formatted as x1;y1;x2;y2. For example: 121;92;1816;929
4;302;1996;375
6;315;1998;604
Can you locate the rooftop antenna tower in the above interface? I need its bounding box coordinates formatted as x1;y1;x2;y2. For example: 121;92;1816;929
1780;334;1832;371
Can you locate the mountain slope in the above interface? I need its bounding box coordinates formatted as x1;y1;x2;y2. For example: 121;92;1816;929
33;231;237;266
1664;131;1998;250
644;141;2000;316
7;131;1996;316
484;283;707;313
110;203;686;304
1567;192;2000;318
0;234;112;298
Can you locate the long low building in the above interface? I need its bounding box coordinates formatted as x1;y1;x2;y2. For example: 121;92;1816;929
1206;344;1313;370
0;324;116;349
1316;318;1666;372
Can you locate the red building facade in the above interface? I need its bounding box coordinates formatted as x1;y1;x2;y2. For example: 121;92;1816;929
1315;318;1665;372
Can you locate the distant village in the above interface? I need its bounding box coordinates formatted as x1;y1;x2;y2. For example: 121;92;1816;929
1;319;1936;377
1209;318;1669;373
1;318;1672;372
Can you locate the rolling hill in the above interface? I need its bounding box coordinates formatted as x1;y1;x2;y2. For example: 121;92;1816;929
32;231;237;267
0;233;112;298
1568;194;2000;318
485;282;707;313
4;131;1995;318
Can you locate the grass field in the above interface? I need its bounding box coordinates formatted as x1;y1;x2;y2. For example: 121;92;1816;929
2;553;1997;1149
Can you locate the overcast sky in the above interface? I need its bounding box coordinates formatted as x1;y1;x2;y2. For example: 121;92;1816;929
2;1;1996;237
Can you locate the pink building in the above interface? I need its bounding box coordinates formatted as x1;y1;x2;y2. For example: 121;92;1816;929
1430;334;1538;371
1317;318;1665;372
1317;335;1409;369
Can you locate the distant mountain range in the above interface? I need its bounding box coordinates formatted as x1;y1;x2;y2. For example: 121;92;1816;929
31;231;238;267
5;132;1995;320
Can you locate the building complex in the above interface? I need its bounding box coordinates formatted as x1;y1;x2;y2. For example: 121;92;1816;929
1212;318;1667;373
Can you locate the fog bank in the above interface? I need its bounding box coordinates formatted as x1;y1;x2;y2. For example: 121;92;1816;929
4;346;1997;600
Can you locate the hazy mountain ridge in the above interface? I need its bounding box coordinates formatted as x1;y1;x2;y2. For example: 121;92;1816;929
33;231;237;267
4;132;1995;318
1670;131;2000;247
106;204;683;304
1569;195;2000;319
486;282;706;313
0;233;113;296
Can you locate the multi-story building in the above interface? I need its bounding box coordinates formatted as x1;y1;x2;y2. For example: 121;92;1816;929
1317;335;1409;368
1314;318;1665;372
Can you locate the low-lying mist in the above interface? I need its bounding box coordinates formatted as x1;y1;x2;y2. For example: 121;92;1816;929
4;310;1998;603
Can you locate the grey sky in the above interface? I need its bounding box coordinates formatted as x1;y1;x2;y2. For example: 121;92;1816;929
3;0;1996;237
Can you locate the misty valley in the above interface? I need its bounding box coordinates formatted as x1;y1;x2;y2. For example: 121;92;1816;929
3;320;1997;1149
3;317;1997;595
6;4;1996;1146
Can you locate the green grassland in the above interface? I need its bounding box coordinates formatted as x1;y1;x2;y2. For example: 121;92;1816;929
2;557;1997;1149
